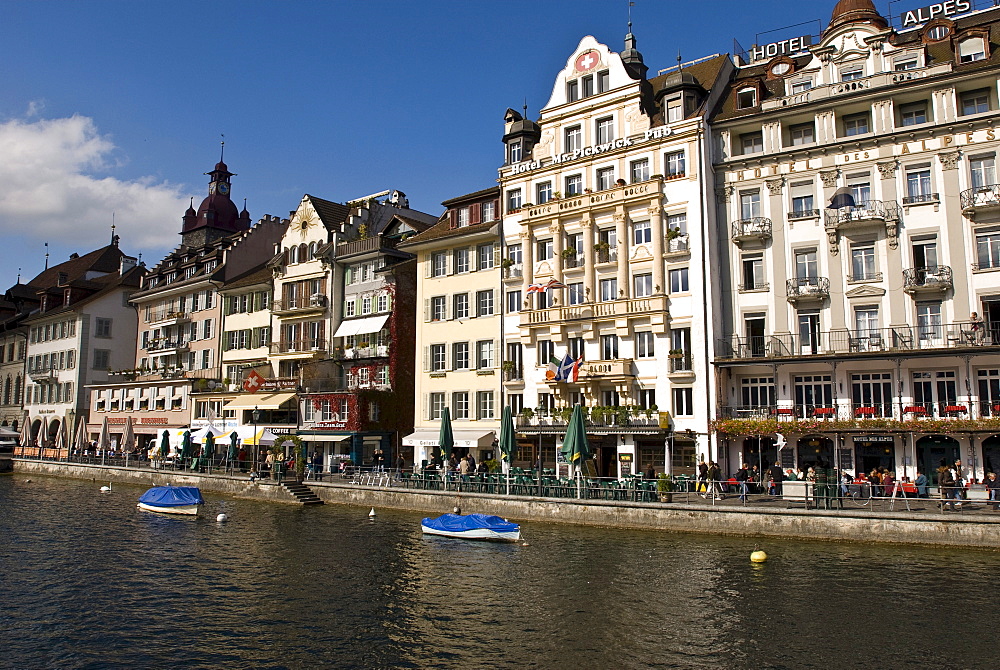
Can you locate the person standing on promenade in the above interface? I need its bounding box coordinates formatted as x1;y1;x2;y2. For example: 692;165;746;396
697;459;708;495
938;463;958;510
707;461;723;499
769;461;784;496
735;463;750;502
985;472;1000;511
644;462;655;480
915;470;928;498
467;452;476;473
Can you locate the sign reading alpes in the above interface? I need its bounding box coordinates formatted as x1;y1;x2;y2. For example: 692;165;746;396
900;1;971;27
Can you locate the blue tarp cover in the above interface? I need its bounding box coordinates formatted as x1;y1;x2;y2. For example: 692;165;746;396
421;513;519;533
138;486;204;507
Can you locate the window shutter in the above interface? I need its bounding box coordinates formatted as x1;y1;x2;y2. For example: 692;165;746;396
494;246;501;266
424;257;432;279
424;298;431;322
449;210;458;229
469;203;481;225
423;346;430;372
423;393;430;420
493;339;500;368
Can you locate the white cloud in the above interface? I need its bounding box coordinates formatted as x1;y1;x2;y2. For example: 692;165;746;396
0;114;188;252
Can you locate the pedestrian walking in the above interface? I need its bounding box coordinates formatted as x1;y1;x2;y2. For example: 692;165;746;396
736;463;750;502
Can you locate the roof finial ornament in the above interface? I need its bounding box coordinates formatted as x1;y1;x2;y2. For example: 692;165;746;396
111;212;116;244
17;267;21;283
523;98;528;117
627;0;634;32
44;242;49;270
220;134;225;162
678;50;683;73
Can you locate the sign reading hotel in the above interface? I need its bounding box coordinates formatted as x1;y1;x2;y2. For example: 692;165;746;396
749;35;813;62
900;1;971;27
507;126;674;176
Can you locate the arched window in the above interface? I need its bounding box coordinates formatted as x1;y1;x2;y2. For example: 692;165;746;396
299;243;308;262
308;242;316;260
3;376;10;405
288;246;298;264
14;375;22;404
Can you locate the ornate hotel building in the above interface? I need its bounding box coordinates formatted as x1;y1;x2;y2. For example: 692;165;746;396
710;0;1000;481
498;34;732;477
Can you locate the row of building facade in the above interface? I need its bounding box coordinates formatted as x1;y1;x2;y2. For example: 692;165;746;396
4;0;1000;482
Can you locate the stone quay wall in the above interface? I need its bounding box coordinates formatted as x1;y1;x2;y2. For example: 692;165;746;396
13;459;1000;549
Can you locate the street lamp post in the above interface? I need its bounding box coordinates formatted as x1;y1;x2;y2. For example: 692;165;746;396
252;406;260;476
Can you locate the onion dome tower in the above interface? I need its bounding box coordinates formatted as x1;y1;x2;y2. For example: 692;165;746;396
181;144;250;247
827;0;888;33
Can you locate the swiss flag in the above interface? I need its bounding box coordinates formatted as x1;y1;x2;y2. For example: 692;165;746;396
242;370;265;393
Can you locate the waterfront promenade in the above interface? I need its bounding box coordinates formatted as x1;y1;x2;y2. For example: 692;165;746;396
11;456;1000;549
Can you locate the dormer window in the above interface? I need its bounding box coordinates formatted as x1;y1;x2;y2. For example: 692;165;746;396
508;141;522;164
737;87;757;109
894;57;919;71
204;260;217;272
566;68;608;103
959;36;986;63
567;79;579;102
185;266;197;279
925;24;950;42
666;93;683;122
165;272;177;283
840;66;864;82
457;207;470;227
790;79;812;94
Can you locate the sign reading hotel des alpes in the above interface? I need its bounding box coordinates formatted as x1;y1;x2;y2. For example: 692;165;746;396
900;1;971;27
749;35;813;62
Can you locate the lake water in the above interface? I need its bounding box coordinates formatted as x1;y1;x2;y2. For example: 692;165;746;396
1;474;997;669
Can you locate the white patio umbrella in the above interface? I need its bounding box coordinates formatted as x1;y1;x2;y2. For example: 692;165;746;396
54;420;66;461
73;417;88;456
122;417;136;467
19;411;30;454
40;416;49;458
97;416;111;465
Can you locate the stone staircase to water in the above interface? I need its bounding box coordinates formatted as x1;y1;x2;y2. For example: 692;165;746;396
280;480;324;505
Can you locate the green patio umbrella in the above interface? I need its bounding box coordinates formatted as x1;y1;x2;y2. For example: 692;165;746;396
228;431;239;466
203;431;215;471
499;406;516;463
560;404;591;479
438;407;454;462
180;430;192;467
159;430;169;461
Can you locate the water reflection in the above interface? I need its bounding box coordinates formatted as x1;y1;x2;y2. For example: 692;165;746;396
1;475;996;668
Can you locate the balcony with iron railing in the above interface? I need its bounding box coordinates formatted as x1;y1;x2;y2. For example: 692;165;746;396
332;344;391;360
272;295;327;316
847;271;883;283
737;280;770;293
824;200;901;230
28;367;56;382
562;254;584;269
502;263;524;279
146;310;192;326
731;218;772;245
502;366;524;383
146;338;190;354
665;233;690;256
786;277;830;304
960;184;1000;219
595;247;618;264
787;209;820;220
717;320;999;361
719;401;986;421
270;338;328;355
669;353;693;373
901;192;939;206
903;265;953;295
335;236;399;258
522;295;668;327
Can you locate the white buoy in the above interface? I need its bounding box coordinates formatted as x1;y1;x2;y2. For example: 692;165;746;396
216;513;228;522
369;508;376;518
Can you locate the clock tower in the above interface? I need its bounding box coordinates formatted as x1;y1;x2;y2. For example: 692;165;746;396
181;154;251;247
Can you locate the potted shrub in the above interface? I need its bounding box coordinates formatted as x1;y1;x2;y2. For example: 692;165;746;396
657;473;673;503
555;406;574;423
500;258;515;269
590;405;608;424
519;407;535;424
552;191;562;199
666;227;683;240
615;405;633;426
644;403;658;420
668;349;685;359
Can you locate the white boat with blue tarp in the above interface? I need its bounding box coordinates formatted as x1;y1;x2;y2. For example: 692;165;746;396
420;513;521;542
137;486;204;516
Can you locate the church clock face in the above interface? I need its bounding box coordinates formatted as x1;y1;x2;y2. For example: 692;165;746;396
217;182;230;195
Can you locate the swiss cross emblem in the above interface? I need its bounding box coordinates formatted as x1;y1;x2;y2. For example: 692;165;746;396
575;50;599;72
242;370;265;393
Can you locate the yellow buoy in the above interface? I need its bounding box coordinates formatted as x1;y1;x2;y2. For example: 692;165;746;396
750;550;768;563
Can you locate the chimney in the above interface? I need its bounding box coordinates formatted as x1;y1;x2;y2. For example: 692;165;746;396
120;256;137;275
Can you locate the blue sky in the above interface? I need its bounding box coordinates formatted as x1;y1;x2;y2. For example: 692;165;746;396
0;0;890;289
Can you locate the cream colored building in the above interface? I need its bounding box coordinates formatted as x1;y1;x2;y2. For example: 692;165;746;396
497;34;732;476
399;187;502;466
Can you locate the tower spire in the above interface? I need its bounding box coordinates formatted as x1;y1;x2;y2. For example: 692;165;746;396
111;212;116;244
44;242;49;270
220;134;225;163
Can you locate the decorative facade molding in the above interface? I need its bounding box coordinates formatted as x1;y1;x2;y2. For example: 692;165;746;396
765;178;784;194
820;169;840;188
938;151;960;171
876;161;898;179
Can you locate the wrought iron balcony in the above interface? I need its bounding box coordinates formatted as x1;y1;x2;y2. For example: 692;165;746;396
665;234;690;255
270;339;328;355
502;264;524;279
847;271;883;283
960;184;1000;219
787;209;820;220
902;193;939;205
737;281;770;293
272;295;327;315
731;218;772;245
824;200;901;229
786;277;830;303
716;320;997;361
903;266;953;295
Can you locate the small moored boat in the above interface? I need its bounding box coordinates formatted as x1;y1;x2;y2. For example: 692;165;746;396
137;486;204;516
420;513;520;542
